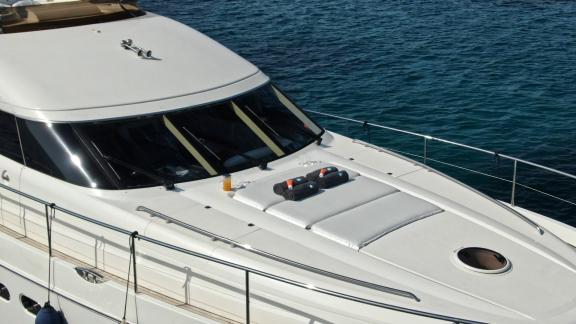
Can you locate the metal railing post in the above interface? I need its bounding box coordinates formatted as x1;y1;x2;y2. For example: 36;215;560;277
245;270;250;324
423;137;428;164
511;160;518;207
363;121;371;143
130;231;139;294
44;203;55;257
44;203;55;304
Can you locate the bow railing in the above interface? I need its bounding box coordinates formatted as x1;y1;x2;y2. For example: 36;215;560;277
306;109;576;230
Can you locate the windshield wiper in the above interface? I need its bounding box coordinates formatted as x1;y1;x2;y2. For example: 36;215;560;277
236;151;269;170
182;126;267;170
101;155;175;190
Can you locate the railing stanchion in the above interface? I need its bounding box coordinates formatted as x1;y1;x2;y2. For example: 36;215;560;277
245;270;250;324
43;203;55;304
511;160;518;207
363;121;371;143
44;203;54;257
423;137;428;164
130;231;139;294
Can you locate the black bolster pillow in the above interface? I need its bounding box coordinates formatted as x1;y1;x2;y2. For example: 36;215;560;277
306;166;338;182
273;176;307;195
282;181;319;201
317;171;349;188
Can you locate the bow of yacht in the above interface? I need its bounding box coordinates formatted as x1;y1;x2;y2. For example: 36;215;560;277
1;1;576;324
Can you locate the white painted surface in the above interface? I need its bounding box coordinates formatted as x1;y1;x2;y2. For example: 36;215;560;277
0;6;576;324
0;13;268;121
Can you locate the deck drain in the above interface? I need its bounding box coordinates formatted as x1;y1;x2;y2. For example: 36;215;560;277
455;247;511;274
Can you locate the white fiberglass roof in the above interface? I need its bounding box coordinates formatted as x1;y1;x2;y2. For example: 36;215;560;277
0;13;268;121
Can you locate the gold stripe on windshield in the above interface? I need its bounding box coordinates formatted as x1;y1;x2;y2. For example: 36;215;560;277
163;116;218;176
272;85;322;135
232;102;285;157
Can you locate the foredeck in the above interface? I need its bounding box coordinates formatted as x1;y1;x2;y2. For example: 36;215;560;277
306;110;576;229
1;113;575;323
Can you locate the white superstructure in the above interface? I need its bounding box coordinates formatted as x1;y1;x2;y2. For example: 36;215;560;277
1;2;576;324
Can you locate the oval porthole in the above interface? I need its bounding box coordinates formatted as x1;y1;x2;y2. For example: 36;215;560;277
20;295;41;315
0;283;9;301
455;247;511;274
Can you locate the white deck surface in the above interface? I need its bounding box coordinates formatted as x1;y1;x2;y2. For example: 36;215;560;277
1;9;576;324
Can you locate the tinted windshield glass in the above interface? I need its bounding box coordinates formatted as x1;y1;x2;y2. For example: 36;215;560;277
79;114;213;189
18;119;113;188
18;84;322;189
0;0;142;34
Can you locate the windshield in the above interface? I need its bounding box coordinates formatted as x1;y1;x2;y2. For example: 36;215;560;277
17;84;323;189
0;0;142;34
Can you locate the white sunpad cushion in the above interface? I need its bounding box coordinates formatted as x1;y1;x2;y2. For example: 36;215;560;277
233;163;360;210
266;176;398;228
312;192;442;250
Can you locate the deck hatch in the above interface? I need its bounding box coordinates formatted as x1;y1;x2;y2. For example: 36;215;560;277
455;247;511;274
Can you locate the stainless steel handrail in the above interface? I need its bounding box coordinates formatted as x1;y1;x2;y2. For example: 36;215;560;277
0;182;485;324
306;109;576;180
136;206;420;301
139;234;486;324
306;109;576;227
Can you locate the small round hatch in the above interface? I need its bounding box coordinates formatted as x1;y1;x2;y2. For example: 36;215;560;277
455;247;511;274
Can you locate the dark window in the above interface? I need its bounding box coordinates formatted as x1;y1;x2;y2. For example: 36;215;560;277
20;295;40;315
0;283;9;301
0;111;23;163
78;116;211;189
169;101;281;172
234;86;321;153
17;119;114;189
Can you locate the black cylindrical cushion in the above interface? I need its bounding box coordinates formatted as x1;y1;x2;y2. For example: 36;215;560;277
282;181;319;201
317;171;349;188
305;166;338;182
273;176;307;195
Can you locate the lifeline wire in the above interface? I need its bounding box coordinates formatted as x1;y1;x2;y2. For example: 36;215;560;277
121;235;134;323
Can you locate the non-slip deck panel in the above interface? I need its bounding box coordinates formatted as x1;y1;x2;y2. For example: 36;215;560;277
312;192;442;249
266;176;398;228
233;163;359;210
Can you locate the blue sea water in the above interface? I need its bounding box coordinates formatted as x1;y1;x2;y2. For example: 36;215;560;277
142;0;576;225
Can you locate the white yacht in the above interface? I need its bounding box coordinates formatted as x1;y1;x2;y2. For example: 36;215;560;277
1;1;576;323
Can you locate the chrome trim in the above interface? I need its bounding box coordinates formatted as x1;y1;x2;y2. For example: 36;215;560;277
75;267;105;284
